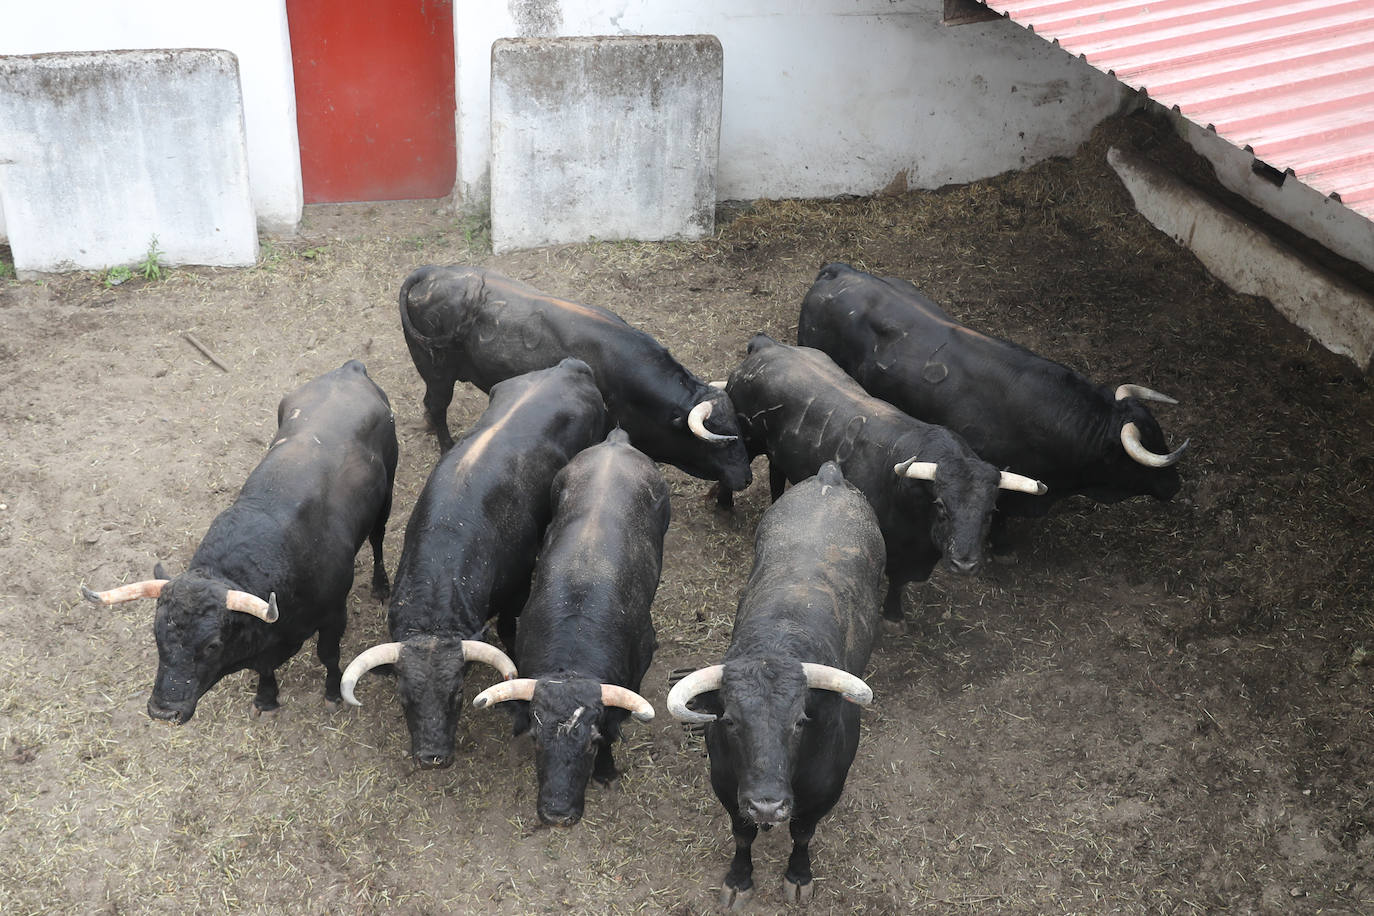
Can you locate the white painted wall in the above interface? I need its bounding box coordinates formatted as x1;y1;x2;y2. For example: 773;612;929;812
0;0;301;240
455;0;1129;210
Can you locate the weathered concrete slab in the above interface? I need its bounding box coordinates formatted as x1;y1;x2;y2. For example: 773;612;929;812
0;49;258;277
1110;146;1374;371
490;35;722;254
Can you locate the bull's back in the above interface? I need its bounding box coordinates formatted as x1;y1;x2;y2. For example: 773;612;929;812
734;466;884;673
391;362;607;630
520;433;668;659
197;362;394;581
255;362;394;530
401;265;660;392
731;338;916;489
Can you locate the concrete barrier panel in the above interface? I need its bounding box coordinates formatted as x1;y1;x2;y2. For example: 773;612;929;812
0;49;258;277
490;35;722;253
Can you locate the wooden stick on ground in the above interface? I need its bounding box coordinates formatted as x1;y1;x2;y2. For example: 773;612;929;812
183;332;230;372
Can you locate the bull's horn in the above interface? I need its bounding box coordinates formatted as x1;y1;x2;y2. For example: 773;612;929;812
997;471;1048;496
895;458;938;481
341;642;403;707
801;663;874;706
81;579;167;605
1115;384;1179;405
460;640;518;679
708;380;727;389
472;677;537;710
687;400;738;443
601;684;655;723
1121;422;1190;468
226;590;278;623
666;664;724;724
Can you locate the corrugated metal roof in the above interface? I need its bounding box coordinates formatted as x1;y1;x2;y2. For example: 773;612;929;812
981;0;1374;220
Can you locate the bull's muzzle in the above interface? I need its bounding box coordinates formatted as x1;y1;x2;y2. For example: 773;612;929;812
537;802;584;827
414;752;454;770
743;795;792;826
146;697;193;725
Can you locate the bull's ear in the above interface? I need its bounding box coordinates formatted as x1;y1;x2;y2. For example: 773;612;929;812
508;701;532;737
153;561;169;580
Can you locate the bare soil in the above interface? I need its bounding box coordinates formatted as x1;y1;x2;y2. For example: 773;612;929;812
2;111;1372;914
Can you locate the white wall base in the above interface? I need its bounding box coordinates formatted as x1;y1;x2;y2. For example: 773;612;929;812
0;50;259;277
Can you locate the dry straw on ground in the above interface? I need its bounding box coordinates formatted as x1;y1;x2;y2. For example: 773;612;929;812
2;111;1373;913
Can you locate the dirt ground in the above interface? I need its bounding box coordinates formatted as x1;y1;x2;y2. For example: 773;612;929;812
3;111;1373;914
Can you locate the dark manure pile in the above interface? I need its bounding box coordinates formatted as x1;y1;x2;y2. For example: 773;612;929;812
2;110;1372;913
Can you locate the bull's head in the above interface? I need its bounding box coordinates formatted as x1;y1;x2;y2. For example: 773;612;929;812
1109;385;1189;501
472;676;654;826
81;574;277;724
340;637;516;768
895;458;1046;575
673;389;753;492
667;657;871;826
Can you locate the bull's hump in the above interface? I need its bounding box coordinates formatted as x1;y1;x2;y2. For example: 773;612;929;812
450;384;543;479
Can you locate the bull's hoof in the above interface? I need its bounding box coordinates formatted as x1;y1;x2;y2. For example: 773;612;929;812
880;616;907;637
249;703;281;720
782;875;815;904
718;883;754;910
323;696;343;713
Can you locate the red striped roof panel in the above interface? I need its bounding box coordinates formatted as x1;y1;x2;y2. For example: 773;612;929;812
982;0;1374;220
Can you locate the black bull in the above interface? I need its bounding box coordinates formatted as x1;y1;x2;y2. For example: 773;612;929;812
398;264;752;493
798;262;1188;515
341;358;607;769
668;462;884;908
81;359;397;724
725;334;1045;621
472;427;669;826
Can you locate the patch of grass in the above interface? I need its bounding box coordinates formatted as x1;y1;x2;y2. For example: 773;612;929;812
103;265;133;287
138;235;165;282
0;260;14;280
461;212;491;255
256;238;284;271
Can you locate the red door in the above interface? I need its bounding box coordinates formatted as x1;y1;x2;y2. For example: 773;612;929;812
287;0;456;203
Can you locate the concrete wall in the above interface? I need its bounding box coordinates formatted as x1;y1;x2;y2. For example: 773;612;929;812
0;0;301;240
490;36;722;252
456;0;1130;211
0;50;259;277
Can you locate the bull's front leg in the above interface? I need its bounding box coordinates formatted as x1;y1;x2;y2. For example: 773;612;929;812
882;578;905;623
592;738;619;785
317;611;346;707
719;807;759;910
251;667;282;716
781;815;820;903
710;483;735;511
767;462;787;502
368;511;391;601
250;639;306;716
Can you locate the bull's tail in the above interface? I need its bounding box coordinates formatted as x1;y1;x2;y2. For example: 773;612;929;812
397;266;441;347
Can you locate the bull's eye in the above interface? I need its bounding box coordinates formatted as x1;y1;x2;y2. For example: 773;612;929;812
200;638;222;659
933;498;948;519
